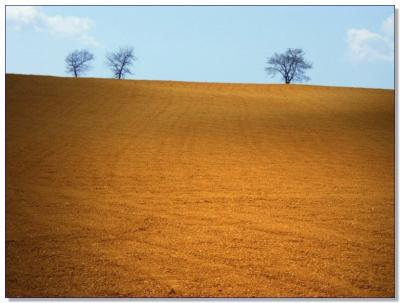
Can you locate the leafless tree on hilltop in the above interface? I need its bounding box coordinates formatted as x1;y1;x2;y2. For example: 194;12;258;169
265;48;312;84
106;47;136;80
65;50;94;78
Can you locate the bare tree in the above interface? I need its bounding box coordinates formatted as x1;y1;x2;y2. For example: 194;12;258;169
265;48;312;84
106;47;136;79
65;49;94;78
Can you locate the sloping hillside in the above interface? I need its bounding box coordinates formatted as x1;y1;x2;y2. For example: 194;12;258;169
6;74;394;297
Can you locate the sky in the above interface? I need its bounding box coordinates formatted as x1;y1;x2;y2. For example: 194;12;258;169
5;5;395;88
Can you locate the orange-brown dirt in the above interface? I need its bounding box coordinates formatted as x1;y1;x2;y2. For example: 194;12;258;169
6;74;394;297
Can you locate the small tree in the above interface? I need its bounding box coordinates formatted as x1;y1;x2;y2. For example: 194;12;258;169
106;47;136;79
65;49;94;78
265;48;312;84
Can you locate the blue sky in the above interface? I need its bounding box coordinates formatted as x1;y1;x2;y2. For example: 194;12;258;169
6;6;394;88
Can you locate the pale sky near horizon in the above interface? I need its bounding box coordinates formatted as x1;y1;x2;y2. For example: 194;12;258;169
5;5;395;88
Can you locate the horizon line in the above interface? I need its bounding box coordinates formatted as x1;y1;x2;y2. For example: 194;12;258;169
5;73;394;91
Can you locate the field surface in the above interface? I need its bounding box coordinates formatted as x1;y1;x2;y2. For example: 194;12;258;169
6;74;394;297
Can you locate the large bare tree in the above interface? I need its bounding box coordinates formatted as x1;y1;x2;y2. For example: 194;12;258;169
106;47;136;80
265;48;312;84
65;49;94;78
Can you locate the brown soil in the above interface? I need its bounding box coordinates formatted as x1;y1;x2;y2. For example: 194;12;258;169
6;74;394;297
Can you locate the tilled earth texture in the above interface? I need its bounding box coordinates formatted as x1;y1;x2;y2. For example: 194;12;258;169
6;74;394;297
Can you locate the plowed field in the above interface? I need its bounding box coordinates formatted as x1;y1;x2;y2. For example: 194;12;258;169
6;74;394;297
